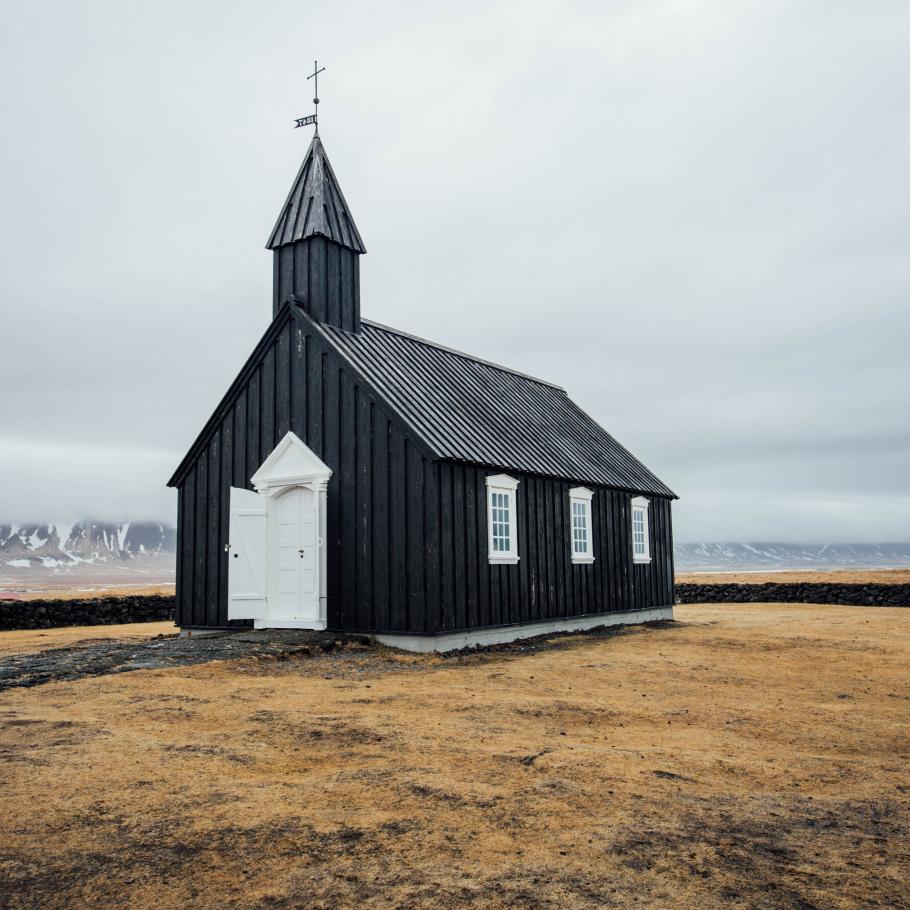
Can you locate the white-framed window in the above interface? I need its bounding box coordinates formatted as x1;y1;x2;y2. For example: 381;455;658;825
631;496;651;564
569;487;595;564
486;474;519;564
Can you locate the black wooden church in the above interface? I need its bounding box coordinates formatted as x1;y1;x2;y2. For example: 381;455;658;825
168;129;676;650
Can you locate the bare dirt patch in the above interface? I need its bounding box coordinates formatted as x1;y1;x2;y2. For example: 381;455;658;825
1;604;908;909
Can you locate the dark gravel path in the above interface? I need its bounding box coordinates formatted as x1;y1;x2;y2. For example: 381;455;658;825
0;630;353;692
0;620;669;692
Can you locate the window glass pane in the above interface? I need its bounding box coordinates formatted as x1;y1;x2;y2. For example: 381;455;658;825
571;498;590;556
632;507;647;556
490;488;513;554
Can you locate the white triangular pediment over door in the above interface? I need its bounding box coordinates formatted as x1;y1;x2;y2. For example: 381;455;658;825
251;431;332;495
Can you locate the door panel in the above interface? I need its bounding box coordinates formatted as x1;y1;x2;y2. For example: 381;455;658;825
268;486;319;621
300;497;317;598
274;488;301;613
227;487;267;620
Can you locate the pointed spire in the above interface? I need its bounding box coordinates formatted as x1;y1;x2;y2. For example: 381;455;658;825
266;134;366;253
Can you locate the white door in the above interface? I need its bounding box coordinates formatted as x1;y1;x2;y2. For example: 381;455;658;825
268;485;319;622
227;487;267;620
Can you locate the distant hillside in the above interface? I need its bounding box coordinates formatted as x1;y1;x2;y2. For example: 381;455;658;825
0;522;175;570
4;523;909;580
675;542;910;573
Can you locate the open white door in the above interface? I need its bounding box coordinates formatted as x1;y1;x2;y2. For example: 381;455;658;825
227;487;267;620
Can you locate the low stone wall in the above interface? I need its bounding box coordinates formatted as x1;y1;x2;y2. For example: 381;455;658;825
0;595;175;631
676;583;910;607
3;584;907;633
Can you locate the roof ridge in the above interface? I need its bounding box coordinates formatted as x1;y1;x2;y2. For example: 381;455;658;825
357;319;566;392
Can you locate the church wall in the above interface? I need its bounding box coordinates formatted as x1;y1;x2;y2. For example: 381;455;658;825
173;308;673;634
174;309;439;632
422;463;674;635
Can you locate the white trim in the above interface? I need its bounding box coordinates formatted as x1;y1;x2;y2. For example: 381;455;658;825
486;474;520;565
251;430;332;496
253;619;327;630
248;432;333;629
375;606;674;653
569;486;594;502
569;487;595;564
488;553;520;565
631;496;651;564
485;473;519;491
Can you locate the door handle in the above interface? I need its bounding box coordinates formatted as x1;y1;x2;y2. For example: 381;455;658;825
298;549;305;557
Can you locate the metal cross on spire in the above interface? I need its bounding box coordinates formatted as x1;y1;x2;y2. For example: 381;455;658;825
294;60;325;132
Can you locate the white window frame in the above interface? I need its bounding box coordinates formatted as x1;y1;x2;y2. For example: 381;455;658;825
569;487;595;564
631;496;651;564
486;474;519;565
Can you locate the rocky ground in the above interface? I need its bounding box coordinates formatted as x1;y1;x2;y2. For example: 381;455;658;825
676;582;910;607
0;595;175;632
0;603;908;910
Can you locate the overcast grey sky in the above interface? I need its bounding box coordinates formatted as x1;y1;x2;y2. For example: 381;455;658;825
1;0;908;542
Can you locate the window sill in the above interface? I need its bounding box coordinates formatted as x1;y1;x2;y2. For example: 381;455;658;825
571;556;595;565
488;554;520;565
633;556;652;565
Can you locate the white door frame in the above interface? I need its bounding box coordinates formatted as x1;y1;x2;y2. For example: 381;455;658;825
249;432;332;629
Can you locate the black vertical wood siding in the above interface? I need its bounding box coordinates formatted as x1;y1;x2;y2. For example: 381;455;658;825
273;237;360;331
174;312;436;631
421;466;674;635
174;315;675;633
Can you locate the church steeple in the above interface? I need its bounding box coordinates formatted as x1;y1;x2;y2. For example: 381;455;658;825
267;134;365;331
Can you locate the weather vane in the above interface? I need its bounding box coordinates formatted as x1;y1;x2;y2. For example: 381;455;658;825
294;60;325;131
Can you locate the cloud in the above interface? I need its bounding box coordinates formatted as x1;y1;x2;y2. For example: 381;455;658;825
0;439;176;524
1;1;908;541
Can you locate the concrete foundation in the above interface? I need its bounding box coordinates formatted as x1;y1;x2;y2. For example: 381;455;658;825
178;627;230;638
373;606;674;653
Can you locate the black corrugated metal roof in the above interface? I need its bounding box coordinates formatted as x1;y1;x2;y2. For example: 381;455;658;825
266;135;366;253
317;316;676;498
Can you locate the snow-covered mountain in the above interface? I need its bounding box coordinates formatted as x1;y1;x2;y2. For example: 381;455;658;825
0;522;176;569
4;522;908;577
675;542;910;573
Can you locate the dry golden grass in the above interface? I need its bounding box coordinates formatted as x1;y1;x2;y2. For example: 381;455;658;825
9;585;176;602
0;622;176;658
676;568;910;585
8;571;906;600
1;604;908;909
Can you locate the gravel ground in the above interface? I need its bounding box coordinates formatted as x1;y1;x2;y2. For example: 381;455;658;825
0;630;362;692
0;624;651;692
